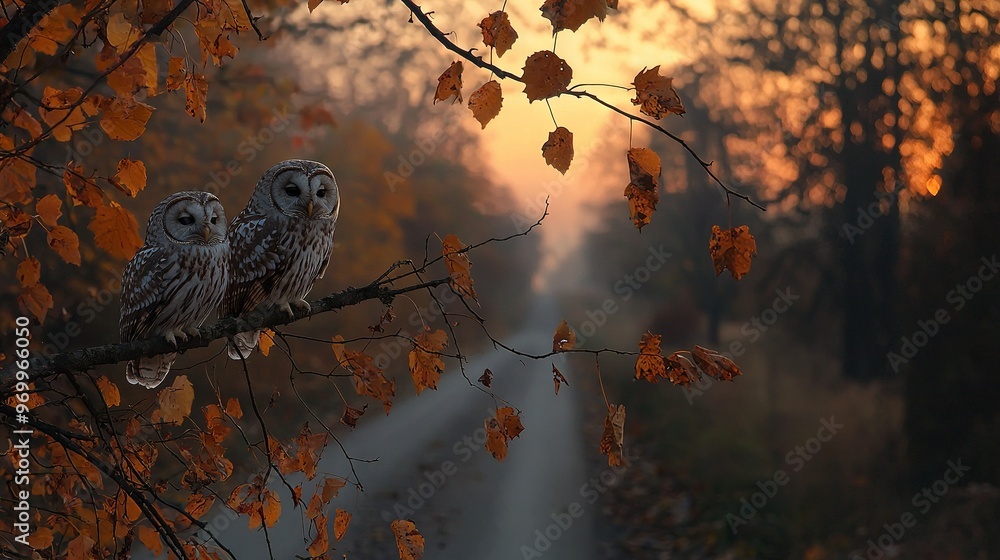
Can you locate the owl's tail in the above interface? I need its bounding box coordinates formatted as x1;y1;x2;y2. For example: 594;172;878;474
126;353;177;389
228;330;259;360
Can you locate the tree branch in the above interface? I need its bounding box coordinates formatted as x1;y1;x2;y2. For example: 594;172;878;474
0;277;450;392
0;0;60;62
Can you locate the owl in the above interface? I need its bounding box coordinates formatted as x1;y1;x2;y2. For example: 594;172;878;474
120;191;229;389
221;160;340;359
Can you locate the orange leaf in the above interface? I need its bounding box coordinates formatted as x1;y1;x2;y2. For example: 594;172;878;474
635;332;667;383
340;404;366;428
540;0;612;33
89;201;143;260
36;194;62;226
261;489;281;528
0;145;36;205
106;13;139;50
166;57;187;91
38;86;88;142
322;476;346;503
691;345;742;381
485;417;508;461
344;350;395;414
631;65;685;118
16;257;40;287
624;149;662;231
96;376;121;406
433;61;463;105
408;328;448;394
63;164;104;207
226;397;243;418
184;73;209;122
478;368;493;388
137;525;163;555
308;514;330;556
258;329;275;356
468;80;503;129
334;508;351;540
709;225;757;280
599;404;626;467
552;320;576;352
114;158;147;197
47;225;81;265
67;534;96;560
390;519;425;560
552;364;568;394
100;97;154;141
185;492;216;520
522;50;572;102
542;126;574;174
665;351;701;386
28;527;54;549
330;334;346;366
441;234;478;300
497;406;524;439
624;185;658;231
18;283;53;322
479;11;518;57
158;375;195;425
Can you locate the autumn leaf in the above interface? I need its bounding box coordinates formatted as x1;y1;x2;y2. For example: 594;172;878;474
709;225;757;280
166;57;187;91
433;61;463;105
485;406;524;461
497;406;524;439
0;149;35;205
258;329;275;356
100;97;154;141
185;72;209;122
540;0;613;33
553;364;568;394
542;126;574;174
522;51;572;102
27;526;54;549
305;493;322;520
479;11;518;57
322;476;346;503
96;376;121;406
186;492;216;520
66;535;96;560
308;514;330;557
408;328;448;394
114;158;147;197
599;404;626;466
553;320;576;352
226;397;243;418
441;233;478;300
137;526;163;555
341;404;366;428
47;225;81;265
18;283;53;322
665;351;701;386
330;334;346;366
33;195;61;227
16;257;40;287
1;206;32;238
334;509;351;540
106;13;139;50
623;148;662;230
478;368;493;388
38;86;89;142
631;66;685;119
391;519;425;560
89;201;143;260
158;375;195;425
258;489;281;529
691;345;742;381
63;164;104;207
468;80;503;129
635;332;667;383
344;350;395;414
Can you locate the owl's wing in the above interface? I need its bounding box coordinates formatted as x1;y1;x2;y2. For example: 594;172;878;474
315;220;337;279
120;246;178;341
223;212;285;317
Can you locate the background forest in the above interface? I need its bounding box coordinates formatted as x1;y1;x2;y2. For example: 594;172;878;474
1;0;999;559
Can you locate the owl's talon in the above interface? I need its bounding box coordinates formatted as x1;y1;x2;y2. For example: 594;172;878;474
291;299;311;314
277;302;295;319
184;326;201;338
164;329;188;348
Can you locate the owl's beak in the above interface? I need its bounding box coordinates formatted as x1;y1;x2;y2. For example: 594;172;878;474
306;201;314;218
202;226;211;242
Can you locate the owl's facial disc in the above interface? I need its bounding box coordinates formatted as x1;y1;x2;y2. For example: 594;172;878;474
163;196;226;245
269;166;339;221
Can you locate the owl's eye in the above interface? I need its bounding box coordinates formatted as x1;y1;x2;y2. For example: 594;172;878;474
210;216;218;224
316;189;326;198
284;185;301;197
178;215;195;226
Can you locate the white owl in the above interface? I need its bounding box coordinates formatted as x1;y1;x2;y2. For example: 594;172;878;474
120;191;229;389
221;160;340;359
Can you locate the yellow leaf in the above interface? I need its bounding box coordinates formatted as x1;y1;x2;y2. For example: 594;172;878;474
479;11;518;57
114;158;146;197
96;375;122;406
158;375;195;425
184;72;208;122
100;97;154;141
166;57;187;91
47;225;81;265
542;126;573;174
89;201;143;260
433;61;463;105
521;51;572;102
106;13;140;51
36;194;62;226
391;519;425;560
468;80;502;129
631;65;685;118
136;43;158;92
259;329;275;356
